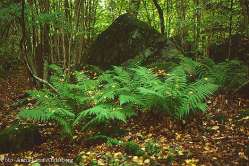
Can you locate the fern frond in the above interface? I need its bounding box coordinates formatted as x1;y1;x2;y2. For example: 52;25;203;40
119;95;139;105
176;79;218;118
19;107;53;122
74;104;135;128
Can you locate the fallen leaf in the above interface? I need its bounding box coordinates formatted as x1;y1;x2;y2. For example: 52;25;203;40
211;126;219;130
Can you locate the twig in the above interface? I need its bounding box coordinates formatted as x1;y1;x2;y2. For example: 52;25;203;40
23;59;58;94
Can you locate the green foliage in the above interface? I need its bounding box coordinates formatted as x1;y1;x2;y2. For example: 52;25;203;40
18;90;75;137
122;141;145;156
18;59;219;137
74;104;135;131
90;160;98;166
0;2;20;77
206;60;249;91
181;57;249;92
73;63;218;121
18;57;248;139
83;132;123;147
145;140;161;156
107;138;122;147
0;2;20;22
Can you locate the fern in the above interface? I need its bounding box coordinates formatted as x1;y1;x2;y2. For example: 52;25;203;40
177;79;218;117
129;65;217;118
207;60;249;91
18;89;75;136
176;57;249;93
19;60;222;137
73;63;218;122
73;104;135;130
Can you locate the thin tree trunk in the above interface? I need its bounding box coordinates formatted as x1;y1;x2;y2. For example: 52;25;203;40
239;0;249;35
193;0;201;58
228;0;234;59
152;0;165;35
42;0;50;81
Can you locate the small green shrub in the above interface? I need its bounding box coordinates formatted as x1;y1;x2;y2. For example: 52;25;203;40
106;138;122;147
145;140;161;156
122;141;145;156
90;160;98;166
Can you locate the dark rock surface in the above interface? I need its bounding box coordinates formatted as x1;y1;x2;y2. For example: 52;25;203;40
87;13;182;69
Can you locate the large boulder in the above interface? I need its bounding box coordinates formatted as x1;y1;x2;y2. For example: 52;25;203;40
87;13;182;69
0;122;42;153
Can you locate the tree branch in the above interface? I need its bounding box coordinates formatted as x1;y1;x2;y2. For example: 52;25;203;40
23;58;58;94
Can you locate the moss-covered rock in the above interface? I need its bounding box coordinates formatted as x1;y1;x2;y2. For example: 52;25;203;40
0;122;42;153
87;13;183;69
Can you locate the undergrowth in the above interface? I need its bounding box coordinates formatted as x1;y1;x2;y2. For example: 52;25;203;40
18;57;247;137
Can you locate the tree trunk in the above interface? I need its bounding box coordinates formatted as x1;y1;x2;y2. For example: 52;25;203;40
42;0;50;81
228;0;234;59
152;0;165;36
193;0;201;58
239;0;249;35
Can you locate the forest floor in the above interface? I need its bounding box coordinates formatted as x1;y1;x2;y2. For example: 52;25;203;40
0;65;249;166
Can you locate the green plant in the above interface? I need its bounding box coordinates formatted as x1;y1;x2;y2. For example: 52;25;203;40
18;90;75;137
209;60;249;91
75;64;218;120
107;138;122;147
122;141;145;156
181;57;249;92
145;140;161;156
90;160;98;166
18;60;219;137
